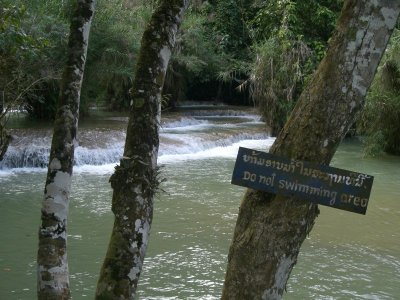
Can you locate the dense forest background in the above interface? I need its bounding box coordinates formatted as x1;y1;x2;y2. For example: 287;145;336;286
1;0;399;155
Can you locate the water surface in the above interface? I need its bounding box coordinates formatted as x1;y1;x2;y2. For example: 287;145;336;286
0;110;399;299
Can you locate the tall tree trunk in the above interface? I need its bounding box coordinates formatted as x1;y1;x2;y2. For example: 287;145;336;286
0;91;11;161
95;1;188;299
222;1;400;299
37;1;95;299
0;122;11;161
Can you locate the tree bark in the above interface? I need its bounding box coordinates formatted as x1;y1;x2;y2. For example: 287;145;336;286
0;122;11;161
222;1;400;299
37;1;95;299
95;1;188;299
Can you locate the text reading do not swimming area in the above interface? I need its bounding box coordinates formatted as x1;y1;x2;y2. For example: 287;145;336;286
231;147;374;215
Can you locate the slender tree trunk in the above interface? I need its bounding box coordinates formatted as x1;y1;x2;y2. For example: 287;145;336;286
222;1;400;299
0;90;11;161
37;1;95;299
0;122;11;161
95;1;188;299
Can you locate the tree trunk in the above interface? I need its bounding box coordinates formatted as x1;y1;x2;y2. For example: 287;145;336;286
0;122;11;161
222;1;400;299
37;1;95;299
0;90;11;161
95;1;188;299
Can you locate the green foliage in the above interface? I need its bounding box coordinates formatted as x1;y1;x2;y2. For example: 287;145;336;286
249;37;311;135
359;29;400;156
83;0;155;111
0;1;70;120
213;0;251;56
249;0;290;39
163;1;237;104
0;5;41;58
0;0;344;121
0;0;155;117
174;5;227;79
250;0;342;48
164;0;342;109
245;0;342;134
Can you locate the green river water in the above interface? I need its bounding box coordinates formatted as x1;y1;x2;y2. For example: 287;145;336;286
0;111;399;299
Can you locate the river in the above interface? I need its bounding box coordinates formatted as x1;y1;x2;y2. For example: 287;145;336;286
0;106;399;299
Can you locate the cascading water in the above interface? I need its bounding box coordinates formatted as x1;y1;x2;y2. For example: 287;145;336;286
1;106;400;300
0;109;274;172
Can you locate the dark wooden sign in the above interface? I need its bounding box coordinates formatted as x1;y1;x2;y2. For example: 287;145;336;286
232;147;374;215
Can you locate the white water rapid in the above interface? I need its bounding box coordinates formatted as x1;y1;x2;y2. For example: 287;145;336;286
0;108;274;174
1;106;400;300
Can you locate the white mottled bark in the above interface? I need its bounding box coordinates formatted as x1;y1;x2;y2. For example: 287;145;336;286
222;1;400;299
37;1;95;299
95;1;188;299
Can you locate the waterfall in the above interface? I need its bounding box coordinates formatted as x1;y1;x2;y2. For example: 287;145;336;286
0;109;273;172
